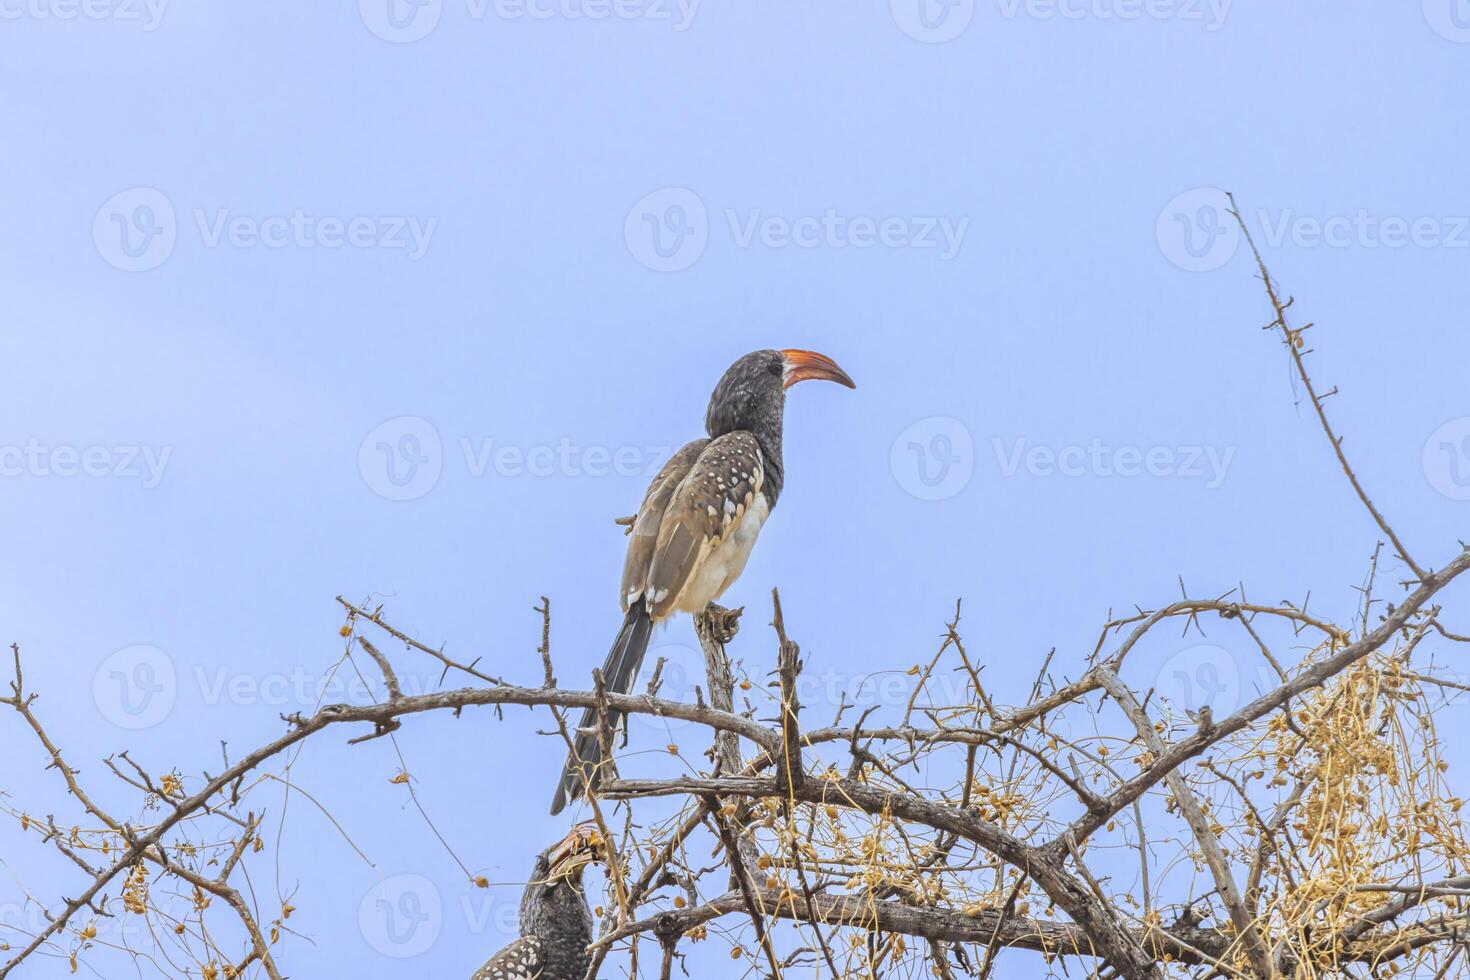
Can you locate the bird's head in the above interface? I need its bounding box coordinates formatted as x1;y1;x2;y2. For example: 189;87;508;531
705;349;855;438
542;821;605;883
520;822;606;937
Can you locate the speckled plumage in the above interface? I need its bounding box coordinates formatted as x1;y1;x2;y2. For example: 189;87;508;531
551;349;853;815
470;847;595;980
637;430;767;619
470;935;542;979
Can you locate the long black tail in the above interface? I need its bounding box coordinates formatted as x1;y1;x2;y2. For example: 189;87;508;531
550;599;654;815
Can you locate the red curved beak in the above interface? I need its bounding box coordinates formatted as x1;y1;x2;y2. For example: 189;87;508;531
780;349;856;390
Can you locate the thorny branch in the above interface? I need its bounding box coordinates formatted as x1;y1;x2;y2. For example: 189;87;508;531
4;203;1469;978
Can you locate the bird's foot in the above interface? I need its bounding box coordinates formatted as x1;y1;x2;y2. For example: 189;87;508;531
700;603;744;644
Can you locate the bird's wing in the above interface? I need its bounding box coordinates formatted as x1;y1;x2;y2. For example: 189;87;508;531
620;438;710;610
643;431;766;620
471;935;543;980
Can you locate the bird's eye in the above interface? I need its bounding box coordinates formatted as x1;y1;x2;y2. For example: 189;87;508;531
767;360;783;378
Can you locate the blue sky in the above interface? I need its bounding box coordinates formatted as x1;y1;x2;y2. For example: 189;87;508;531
2;2;1469;976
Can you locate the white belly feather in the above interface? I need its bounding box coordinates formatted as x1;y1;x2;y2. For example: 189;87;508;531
672;492;770;614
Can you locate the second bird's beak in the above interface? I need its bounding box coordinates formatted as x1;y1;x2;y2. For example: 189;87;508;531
546;822;606;881
781;349;856;390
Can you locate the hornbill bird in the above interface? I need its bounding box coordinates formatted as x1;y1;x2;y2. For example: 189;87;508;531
550;348;855;815
470;823;606;980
